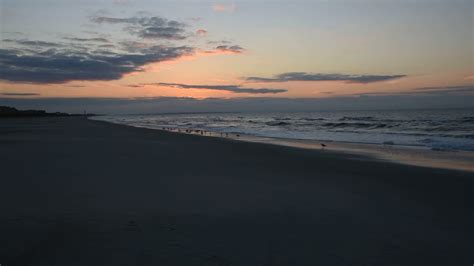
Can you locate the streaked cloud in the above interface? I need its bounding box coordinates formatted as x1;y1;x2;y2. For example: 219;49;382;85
354;85;474;97
143;82;287;94
246;72;407;84
1;92;40;96
212;3;236;12
2;39;62;48
66;85;86;87
64;37;110;43
412;85;474;94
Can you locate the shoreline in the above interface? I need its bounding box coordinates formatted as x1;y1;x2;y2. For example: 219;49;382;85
91;117;474;172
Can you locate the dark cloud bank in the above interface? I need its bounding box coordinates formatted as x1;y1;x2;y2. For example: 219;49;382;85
0;46;193;83
0;14;199;84
0;13;248;84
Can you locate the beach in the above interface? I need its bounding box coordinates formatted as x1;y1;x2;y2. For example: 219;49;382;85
1;116;473;265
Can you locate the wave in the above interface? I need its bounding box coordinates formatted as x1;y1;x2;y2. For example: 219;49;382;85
461;116;474;122
302;117;325;121
339;116;375;121
322;122;389;129
266;121;291;126
442;134;474;139
274;117;292;121
94;109;474;151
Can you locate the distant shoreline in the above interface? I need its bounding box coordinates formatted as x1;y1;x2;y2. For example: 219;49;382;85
0;106;96;118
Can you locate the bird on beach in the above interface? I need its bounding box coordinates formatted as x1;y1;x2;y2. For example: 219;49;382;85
321;143;327;149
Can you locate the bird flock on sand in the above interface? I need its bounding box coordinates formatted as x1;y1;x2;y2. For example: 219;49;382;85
160;127;328;149
161;127;232;138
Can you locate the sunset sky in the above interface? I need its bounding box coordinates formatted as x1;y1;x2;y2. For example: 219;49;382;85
0;0;473;112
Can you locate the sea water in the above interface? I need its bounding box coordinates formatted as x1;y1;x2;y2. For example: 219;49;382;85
93;109;474;151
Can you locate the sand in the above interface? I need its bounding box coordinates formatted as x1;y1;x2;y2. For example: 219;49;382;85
0;117;472;265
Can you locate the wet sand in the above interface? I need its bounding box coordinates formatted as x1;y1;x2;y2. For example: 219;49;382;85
0;117;473;265
237;136;474;172
145;126;474;172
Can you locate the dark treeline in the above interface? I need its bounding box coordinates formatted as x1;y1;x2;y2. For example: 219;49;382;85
0;106;95;117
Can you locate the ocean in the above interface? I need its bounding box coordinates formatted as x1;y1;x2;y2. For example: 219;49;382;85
92;109;474;151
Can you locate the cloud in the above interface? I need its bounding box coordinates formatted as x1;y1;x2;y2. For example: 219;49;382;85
196;29;208;37
198;45;245;55
412;85;474;94
64;37;109;43
91;15;188;40
212;3;236;12
354;85;474;97
118;41;150;53
1;92;40;96
66;85;86;87
125;84;143;88
246;72;407;84
0;13;242;85
213;45;244;54
207;40;231;45
147;82;287;94
0;44;194;83
2;39;62;48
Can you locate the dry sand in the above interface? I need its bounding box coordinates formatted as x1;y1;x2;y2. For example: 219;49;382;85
0;117;472;265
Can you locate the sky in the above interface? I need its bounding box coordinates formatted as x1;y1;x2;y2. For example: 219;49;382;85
0;0;473;113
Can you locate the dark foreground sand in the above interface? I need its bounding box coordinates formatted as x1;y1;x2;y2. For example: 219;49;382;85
0;117;473;266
